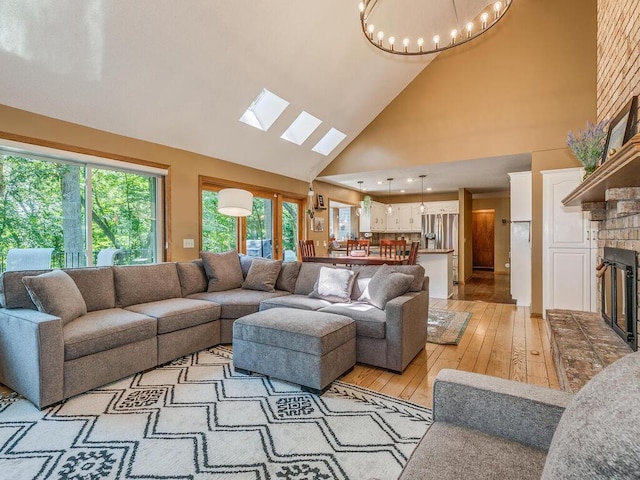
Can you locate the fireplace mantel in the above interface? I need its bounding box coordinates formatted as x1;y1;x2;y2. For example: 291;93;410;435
562;133;640;207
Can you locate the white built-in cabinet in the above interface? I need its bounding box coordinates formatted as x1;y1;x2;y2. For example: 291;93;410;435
508;171;532;307
542;168;598;316
360;200;458;233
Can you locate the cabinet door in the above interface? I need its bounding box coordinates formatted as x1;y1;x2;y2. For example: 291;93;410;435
543;169;590;249
398;204;412;231
410;204;422;232
546;248;591;311
358;201;371;232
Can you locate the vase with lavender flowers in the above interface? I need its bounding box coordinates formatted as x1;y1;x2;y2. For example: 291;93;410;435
567;120;609;180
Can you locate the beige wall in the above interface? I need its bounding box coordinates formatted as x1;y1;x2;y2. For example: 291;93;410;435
472;196;511;275
321;0;597;177
459;189;474;283
320;0;597;312
0;105;358;261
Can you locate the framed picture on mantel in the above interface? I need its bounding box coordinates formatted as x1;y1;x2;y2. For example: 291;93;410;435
601;95;638;164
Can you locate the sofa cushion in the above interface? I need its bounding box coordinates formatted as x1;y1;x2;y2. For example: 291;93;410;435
65;267;116;312
188;288;289;319
126;298;221;334
63;308;157;360
319;302;387;339
0;269;49;309
309;267;357;303
275;261;301;293
542;351;640;479
22;270;88;325
358;265;414;309
294;262;325;295
238;254;254;278
201;250;244;292
113;264;182;308
260;294;331;312
242;258;282;292
176;260;208;297
351;265;425;299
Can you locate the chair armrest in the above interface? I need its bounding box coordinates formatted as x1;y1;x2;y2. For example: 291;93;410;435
433;369;573;451
0;308;65;408
384;290;429;372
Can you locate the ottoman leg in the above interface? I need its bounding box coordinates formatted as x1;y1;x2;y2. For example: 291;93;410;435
301;385;324;395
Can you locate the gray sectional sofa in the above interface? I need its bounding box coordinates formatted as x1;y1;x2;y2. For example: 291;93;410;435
0;255;429;408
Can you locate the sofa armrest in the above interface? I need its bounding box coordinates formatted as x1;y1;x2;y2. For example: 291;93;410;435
384;290;429;372
0;308;65;408
433;369;573;451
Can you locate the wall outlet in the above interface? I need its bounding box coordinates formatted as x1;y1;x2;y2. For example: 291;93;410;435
183;239;195;248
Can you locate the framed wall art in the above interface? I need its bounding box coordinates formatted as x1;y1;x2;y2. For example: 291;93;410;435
601;95;638;164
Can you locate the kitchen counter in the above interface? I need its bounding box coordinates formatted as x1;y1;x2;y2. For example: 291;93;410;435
416;250;454;299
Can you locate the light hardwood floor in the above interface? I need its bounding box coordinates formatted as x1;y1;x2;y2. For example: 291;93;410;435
340;297;560;408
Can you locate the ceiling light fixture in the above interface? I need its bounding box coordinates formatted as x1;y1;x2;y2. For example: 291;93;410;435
356;180;364;216
386;178;394;216
419;174;427;214
359;0;512;56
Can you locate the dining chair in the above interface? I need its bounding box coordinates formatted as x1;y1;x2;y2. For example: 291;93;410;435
407;241;420;265
379;239;407;258
346;239;370;256
298;239;316;257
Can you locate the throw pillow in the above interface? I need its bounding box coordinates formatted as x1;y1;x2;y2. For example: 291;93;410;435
200;250;244;292
275;261;301;293
242;258;283;292
309;267;357;303
238;254;254;278
22;269;87;325
358;264;413;309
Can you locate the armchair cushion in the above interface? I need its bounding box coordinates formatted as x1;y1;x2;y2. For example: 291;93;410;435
22;270;87;325
542;351;640;479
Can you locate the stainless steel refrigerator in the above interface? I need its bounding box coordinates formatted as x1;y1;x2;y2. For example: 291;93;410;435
422;213;459;281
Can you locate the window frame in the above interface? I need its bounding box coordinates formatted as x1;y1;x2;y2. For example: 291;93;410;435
0;138;168;265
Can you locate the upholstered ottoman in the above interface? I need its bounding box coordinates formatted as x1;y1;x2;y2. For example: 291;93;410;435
232;308;356;393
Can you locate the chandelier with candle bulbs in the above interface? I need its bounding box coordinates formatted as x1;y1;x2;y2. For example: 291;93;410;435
359;0;512;56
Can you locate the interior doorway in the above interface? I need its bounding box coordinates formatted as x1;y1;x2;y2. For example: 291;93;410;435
472;209;495;271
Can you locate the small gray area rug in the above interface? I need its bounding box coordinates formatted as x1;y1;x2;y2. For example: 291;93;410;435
428;309;472;345
0;346;431;480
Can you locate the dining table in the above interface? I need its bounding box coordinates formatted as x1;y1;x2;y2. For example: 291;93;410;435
301;254;408;265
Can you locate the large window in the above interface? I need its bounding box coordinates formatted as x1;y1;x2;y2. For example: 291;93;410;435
200;181;303;260
0;147;164;272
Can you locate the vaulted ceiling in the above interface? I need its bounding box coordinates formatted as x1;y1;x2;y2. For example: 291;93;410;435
0;0;517;187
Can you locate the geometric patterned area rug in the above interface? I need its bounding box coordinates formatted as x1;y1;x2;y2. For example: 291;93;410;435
0;346;431;480
427;309;472;345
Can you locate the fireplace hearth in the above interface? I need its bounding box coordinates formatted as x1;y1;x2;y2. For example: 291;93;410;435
601;247;638;351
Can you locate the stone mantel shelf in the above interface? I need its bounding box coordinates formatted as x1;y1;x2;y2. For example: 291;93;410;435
562;133;640;207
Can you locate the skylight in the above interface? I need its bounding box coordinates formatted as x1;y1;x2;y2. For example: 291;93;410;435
239;89;289;132
312;128;347;156
281;111;322;145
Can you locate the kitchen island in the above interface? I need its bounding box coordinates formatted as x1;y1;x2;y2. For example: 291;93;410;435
416;249;455;299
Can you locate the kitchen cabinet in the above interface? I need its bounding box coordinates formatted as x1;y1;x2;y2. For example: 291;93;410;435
359;201;387;232
542;168;597;315
359;200;456;233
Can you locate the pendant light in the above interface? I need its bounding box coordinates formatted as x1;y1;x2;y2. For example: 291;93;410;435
218;188;254;217
386;178;394;216
419;174;427;214
356;180;364;216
